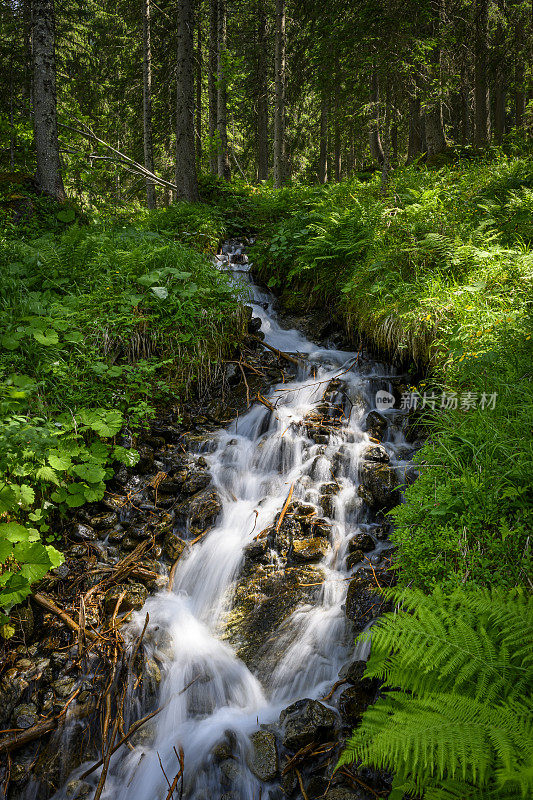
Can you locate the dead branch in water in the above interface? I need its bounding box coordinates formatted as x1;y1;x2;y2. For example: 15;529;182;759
250;335;301;366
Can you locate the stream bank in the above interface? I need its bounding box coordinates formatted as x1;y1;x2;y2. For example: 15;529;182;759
0;239;421;800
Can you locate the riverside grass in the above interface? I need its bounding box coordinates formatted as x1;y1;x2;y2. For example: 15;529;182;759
241;154;533;591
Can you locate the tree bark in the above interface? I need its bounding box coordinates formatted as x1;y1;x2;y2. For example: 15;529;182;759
216;0;230;180
256;0;269;180
514;61;526;130
175;0;200;200
474;0;490;145
424;1;447;159
32;0;65;200
273;0;286;187
142;0;156;208
407;81;424;162
493;0;506;143
208;0;218;173
368;68;385;165
318;93;328;183
334;108;341;181
195;9;202;165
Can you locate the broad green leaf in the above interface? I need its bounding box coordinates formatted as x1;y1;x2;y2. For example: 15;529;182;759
12;484;35;507
48;453;72;470
1;335;22;350
151;286;168;299
0;486;17;513
113;446;139;466
0;522;30;542
14;541;54;582
65;493;86;507
0;540;13;561
33;329;59;346
45;545;64;568
0;573;31;609
72;463;106;482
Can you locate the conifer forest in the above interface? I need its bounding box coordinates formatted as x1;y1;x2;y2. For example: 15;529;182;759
0;1;532;799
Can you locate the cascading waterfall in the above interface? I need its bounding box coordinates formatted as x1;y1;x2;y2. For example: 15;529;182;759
55;241;412;800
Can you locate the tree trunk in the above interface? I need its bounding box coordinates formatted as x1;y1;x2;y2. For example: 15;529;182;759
368;68;384;165
334;110;341;181
32;0;65;200
217;0;230;180
208;0;217;173
493;0;506;143
318;94;328;183
514;61;526;130
424;1;447;159
142;0;156;208
273;0;286;188
407;83;424;162
256;0;269;180
474;0;490;145
175;0;199;201
195;10;202;165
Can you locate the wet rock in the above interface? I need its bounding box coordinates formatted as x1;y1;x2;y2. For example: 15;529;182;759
340;660;367;685
280;699;338;750
90;512;118;530
0;674;29;724
308;518;331;538
136;445;155;474
348;533;375;553
108;528;125;543
274;516;301;558
51;676;77;698
183;487;222;536
364;410;387;439
12;702;39;729
163;532;188;561
359;462;399;508
281;769;298;794
65;779;93;799
320;482;340;517
182;470;211;495
339;686;372;725
224;565;324;671
121;535;138;551
291;537;330;563
243;539;268;563
220;758;243;783
246;730;279;782
346;549;365;569
345;576;389;632
357;485;374;506
104;582;148;613
325;788;371;800
143;657;161;689
361;443;389;463
71;522;97;542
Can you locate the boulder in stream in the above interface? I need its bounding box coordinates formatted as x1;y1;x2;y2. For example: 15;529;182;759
280;698;338;750
246;730;279;782
359;461;399;508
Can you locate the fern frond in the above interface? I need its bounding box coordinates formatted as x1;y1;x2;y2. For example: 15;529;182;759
339;586;533;799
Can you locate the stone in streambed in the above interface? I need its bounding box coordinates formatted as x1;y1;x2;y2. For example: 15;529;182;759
246;730;279;782
346;549;365;569
104;582;148;613
359;461;399;508
364;410;387;439
361;443;389;463
326;788;372;800
71;523;97;542
182;487;222;536
345;576;390;633
348;533;375;553
90;512;118;530
12;702;38;729
280;698;338;750
291;537;330;563
338;685;372;725
163;532;188;561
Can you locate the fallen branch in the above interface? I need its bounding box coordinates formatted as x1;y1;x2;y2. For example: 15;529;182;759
250;335;301;366
32;592;98;642
0;689;80;754
275;483;295;534
58;121;178;192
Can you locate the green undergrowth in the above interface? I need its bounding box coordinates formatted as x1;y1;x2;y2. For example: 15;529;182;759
234;155;533;590
0;192;244;625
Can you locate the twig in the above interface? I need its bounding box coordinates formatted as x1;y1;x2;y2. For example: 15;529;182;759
250;335;301;366
275;483;295;535
296;769;310;800
320;678;348;702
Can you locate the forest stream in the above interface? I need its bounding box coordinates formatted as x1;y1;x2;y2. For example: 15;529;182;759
15;241;419;800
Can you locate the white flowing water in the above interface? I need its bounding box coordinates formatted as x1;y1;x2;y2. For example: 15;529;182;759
56;242;411;800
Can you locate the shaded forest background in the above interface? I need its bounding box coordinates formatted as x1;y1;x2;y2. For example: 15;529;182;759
1;0;531;205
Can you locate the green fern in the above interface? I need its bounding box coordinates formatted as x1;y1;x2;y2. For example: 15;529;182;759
337;587;533;799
